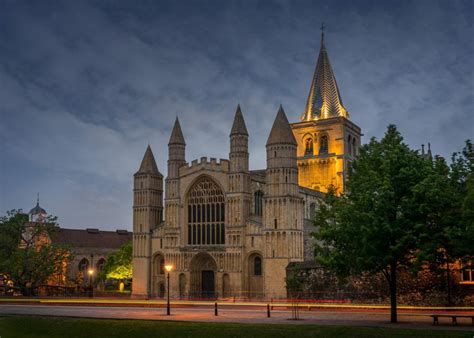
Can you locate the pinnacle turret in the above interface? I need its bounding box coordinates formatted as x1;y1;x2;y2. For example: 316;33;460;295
266;105;297;146
136;145;162;176
230;104;248;136
301;32;348;121
168;118;186;145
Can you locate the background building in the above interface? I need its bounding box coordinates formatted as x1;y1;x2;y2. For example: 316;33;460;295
26;198;132;289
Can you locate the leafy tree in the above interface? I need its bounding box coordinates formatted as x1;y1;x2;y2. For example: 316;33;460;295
411;141;473;304
99;242;132;284
450;140;474;260
313;125;432;323
0;210;71;295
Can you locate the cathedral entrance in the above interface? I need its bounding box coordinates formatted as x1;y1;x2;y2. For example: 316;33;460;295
201;271;215;298
190;252;217;299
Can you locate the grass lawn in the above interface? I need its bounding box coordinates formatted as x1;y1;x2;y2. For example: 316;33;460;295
0;316;472;338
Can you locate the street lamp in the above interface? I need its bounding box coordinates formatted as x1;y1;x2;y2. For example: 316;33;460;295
164;264;173;315
88;269;94;298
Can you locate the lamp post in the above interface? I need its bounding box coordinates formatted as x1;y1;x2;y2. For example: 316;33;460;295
164;264;173;315
88;269;94;298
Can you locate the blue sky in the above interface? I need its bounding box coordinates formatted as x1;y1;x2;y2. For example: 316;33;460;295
0;0;472;230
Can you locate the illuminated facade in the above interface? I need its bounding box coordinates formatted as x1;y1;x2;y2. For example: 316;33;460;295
292;33;361;194
132;33;358;299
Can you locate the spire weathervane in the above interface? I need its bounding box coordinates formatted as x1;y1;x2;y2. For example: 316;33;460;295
37;192;39;206
321;22;325;43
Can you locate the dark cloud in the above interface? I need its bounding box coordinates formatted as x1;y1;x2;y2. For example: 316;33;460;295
1;0;472;229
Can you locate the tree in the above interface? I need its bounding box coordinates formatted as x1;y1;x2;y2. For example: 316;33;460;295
313;125;432;323
99;242;132;287
413;141;473;304
0;210;71;296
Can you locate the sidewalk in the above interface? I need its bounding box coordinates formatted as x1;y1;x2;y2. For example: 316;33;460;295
1;297;473;313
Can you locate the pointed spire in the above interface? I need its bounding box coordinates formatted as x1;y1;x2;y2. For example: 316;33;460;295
136;145;162;175
301;30;348;121
230;104;248;136
168;117;186;145
266;105;297;146
36;192;40;206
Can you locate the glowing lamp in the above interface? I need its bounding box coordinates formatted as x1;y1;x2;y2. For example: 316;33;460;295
88;269;94;275
164;264;173;273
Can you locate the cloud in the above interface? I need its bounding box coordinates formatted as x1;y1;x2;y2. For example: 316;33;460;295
0;0;472;229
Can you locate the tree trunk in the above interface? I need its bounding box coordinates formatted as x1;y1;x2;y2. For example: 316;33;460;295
389;262;397;323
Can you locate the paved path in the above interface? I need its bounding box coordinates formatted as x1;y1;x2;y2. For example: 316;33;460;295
0;304;472;332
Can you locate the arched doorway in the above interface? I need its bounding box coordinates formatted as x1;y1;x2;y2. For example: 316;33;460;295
152;253;165;297
247;253;264;299
190;252;217;298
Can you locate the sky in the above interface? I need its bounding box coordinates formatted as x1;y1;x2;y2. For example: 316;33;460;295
0;0;472;230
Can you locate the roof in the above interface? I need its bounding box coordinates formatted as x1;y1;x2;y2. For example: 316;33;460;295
266;105;297;146
50;228;132;249
135;145;162;176
29;202;46;216
287;261;324;270
299;186;325;198
250;169;266;183
230;104;248;136
168;117;186;145
301;33;348;121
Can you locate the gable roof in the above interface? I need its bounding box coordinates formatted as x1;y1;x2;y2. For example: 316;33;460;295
50;228;132;249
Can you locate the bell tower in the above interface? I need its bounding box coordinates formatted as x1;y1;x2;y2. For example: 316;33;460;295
291;29;361;194
132;145;163;298
228;104;251;230
263;105;304;298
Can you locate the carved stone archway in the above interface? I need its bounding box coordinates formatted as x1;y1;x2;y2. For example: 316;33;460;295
189;252;217;298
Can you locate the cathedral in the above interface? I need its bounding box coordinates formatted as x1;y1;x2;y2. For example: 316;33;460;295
132;33;361;299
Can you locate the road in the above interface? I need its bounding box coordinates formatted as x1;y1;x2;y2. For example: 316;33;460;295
0;304;473;332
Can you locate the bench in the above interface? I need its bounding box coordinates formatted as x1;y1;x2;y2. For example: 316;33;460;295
430;314;474;326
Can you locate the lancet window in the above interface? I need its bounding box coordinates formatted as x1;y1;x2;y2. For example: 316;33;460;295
305;138;313;155
187;177;225;245
319;135;328;154
254;190;264;216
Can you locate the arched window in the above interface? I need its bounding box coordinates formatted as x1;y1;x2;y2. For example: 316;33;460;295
187;176;225;245
348;135;352;155
319;135;328;155
254;256;262;276
352;138;357;156
96;258;106;272
153;254;165;276
304;138;313;155
78;258;89;272
159;257;165;274
254;191;264;216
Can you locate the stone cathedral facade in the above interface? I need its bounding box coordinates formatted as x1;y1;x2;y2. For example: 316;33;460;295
132;35;361;299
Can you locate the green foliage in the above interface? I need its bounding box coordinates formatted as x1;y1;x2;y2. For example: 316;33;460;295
312;125;473;322
314;125;430;276
0;210;71;295
99;242;132;281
